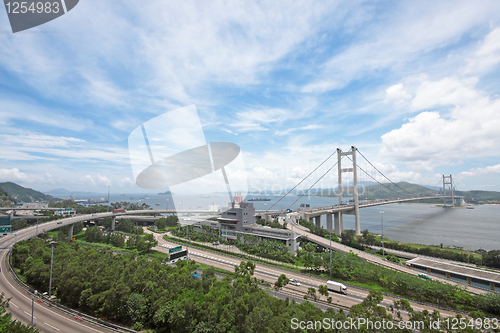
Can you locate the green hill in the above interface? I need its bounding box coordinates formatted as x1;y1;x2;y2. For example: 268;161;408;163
0;186;16;206
317;182;437;199
317;181;500;202
0;182;61;203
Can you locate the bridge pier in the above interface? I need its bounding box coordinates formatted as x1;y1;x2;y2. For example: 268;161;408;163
326;213;332;233
334;212;343;236
68;224;74;241
314;216;321;228
111;216;116;231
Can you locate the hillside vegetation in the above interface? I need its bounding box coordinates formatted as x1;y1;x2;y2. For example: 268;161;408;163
0;186;16;207
0;182;61;203
315;181;500;202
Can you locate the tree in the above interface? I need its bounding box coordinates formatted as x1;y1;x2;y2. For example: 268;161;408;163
85;226;103;243
341;229;356;246
307;287;317;302
318;285;329;298
234;261;256;277
0;293;40;332
165;215;179;228
274;274;289;292
155;218;167;230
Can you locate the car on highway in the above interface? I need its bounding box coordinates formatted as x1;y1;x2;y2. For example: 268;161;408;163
289;279;300;286
57;222;62;224
212;241;220;245
418;273;432;280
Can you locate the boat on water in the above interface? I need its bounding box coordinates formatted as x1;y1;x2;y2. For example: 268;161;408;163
248;198;271;201
466;206;474;209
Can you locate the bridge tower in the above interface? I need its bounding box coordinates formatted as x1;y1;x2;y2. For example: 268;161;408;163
337;146;361;235
443;175;455;207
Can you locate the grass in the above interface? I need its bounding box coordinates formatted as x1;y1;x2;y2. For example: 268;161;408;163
163;235;300;271
368;233;483;262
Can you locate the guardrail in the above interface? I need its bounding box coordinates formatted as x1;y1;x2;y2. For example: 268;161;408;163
5;251;137;333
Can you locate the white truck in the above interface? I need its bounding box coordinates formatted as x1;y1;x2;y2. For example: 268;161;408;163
327;280;347;294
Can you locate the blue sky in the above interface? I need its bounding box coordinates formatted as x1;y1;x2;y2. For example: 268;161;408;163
1;0;500;195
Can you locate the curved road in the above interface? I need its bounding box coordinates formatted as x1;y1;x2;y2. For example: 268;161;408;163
0;250;117;333
0;213;128;332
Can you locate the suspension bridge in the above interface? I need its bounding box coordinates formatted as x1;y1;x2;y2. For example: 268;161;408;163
260;146;462;236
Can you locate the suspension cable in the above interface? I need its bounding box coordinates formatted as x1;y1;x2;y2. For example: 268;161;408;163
285;159;340;211
355;149;412;195
346;155;406;197
265;150;337;212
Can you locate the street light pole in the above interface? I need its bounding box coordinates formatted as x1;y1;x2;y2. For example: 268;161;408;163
329;227;332;278
380;211;385;260
107;186;110;213
36;216;38;237
31;290;37;325
48;241;57;299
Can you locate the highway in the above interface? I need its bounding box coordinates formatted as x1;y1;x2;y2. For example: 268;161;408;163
0;211;471;331
148;230;463;318
286;219;488;295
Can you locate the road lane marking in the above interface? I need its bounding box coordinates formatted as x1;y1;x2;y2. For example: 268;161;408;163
9;301;18;308
44;322;61;331
24;311;35;319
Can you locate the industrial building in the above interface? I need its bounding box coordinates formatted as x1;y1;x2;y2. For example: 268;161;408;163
195;200;301;254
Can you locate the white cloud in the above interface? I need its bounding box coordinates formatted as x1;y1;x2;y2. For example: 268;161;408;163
0;132;84;148
230;108;300;132
463;27;500;74
81;175;96;186
97;175;111;186
119;177;135;187
381;82;500;168
0;168;28;182
385;83;412;106
410;77;480;111
302;1;500;94
459;164;500;178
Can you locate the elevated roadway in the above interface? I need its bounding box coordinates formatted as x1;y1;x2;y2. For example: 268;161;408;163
285;220;488;295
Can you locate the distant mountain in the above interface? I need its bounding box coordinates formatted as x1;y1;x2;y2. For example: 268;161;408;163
46;188;72;195
314;181;438;199
454;190;500;202
0;182;62;203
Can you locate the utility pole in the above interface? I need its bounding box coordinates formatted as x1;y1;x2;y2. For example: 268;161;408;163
31;291;35;325
380;211;385;260
48;241;57;299
107;186;110;212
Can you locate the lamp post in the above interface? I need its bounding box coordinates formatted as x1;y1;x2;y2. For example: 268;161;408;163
107;186;110;213
329;225;332;278
380;211;385;260
31;290;37;325
48;241;57;299
36;216;38;237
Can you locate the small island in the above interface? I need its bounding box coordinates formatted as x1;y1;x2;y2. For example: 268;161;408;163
158;191;173;195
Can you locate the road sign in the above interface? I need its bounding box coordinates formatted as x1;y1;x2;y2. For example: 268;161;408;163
169;246;182;254
0;226;11;233
169;249;188;261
